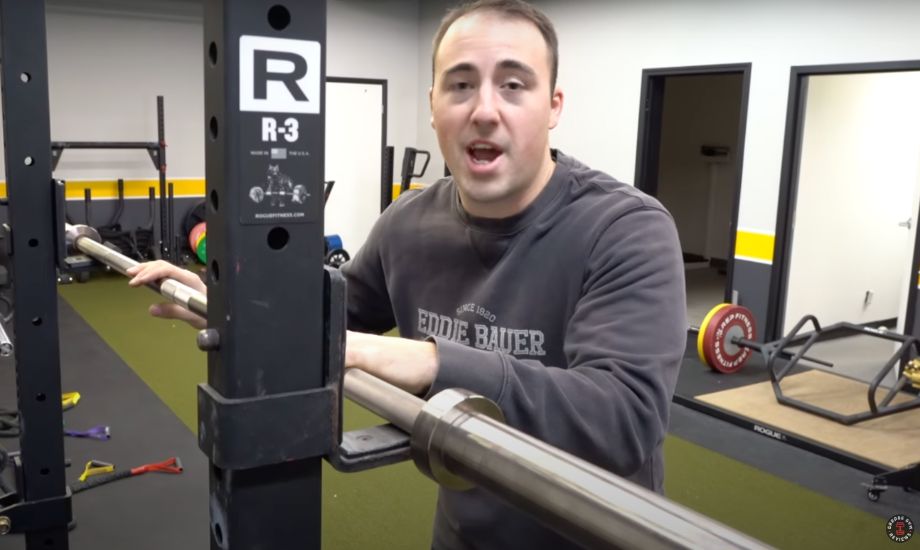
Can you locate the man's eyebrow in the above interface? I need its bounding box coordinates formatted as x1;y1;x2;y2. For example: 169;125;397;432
441;60;537;78
497;59;537;77
443;62;476;77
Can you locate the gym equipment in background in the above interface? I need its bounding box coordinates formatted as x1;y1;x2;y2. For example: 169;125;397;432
188;221;207;264
693;303;920;502
70;457;183;495
91;179;157;262
694;303;920;424
50;96;174;262
695;304;829;374
322;180;349;268
399;147;430;196
388;146;430;203
323;234;348;268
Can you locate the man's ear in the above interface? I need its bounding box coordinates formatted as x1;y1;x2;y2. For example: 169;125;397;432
548;86;564;129
429;86;435;128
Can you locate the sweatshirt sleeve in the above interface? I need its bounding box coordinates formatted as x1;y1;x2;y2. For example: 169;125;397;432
425;205;687;477
341;203;398;334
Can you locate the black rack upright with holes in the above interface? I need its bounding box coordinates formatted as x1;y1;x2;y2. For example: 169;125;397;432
0;1;72;548
198;1;329;548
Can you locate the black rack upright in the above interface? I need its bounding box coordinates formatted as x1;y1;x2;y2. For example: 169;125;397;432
0;0;72;547
198;1;329;548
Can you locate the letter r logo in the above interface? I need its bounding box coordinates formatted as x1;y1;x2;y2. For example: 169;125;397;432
240;35;321;114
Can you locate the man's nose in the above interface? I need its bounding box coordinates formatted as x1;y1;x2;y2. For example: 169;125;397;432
470;85;500;126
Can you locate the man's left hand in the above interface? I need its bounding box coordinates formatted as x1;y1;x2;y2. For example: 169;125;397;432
345;331;439;395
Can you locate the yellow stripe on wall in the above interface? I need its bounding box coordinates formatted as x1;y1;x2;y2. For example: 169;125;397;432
0;178;206;199
734;230;774;264
391;182;427;202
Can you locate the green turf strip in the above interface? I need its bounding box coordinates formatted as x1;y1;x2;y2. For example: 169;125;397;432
59;274;890;549
58;273;436;549
664;436;891;549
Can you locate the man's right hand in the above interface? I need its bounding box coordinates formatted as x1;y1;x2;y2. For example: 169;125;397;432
126;260;207;330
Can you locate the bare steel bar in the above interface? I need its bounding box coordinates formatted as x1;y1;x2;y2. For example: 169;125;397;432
343;369;423;431
65;224;206;317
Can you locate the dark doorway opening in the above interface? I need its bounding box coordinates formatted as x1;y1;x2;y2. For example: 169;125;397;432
635;64;751;327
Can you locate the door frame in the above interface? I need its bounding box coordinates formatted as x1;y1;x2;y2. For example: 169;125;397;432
765;60;920;340
326;76;388;212
634;63;752;304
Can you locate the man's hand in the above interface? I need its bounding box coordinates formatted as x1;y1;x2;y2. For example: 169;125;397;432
345;331;439;395
126;260;207;330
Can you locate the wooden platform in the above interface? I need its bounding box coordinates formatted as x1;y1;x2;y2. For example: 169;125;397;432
697;370;920;470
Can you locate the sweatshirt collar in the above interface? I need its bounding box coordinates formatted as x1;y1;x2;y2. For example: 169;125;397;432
454;149;569;235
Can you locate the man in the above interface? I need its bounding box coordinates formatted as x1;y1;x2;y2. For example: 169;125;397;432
128;1;686;548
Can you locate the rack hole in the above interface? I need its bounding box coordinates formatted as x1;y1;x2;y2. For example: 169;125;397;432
214;522;224;545
20;72;31;83
210;189;219;212
31;317;42;326
267;227;289;250
208;42;218;65
24;156;34;166
28;238;38;247
267;5;291;30
209;117;218;140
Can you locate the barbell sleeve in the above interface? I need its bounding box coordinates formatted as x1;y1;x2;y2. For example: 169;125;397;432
415;389;769;550
68;223;768;549
346;371;768;549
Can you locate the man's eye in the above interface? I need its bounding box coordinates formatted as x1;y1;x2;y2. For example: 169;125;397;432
450;82;472;91
503;81;524;91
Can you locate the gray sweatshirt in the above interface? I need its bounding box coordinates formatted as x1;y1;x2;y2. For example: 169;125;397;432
343;151;687;549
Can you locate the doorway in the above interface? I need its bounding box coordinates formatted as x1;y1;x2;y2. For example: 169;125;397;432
768;61;920;385
635;64;751;327
325;77;387;256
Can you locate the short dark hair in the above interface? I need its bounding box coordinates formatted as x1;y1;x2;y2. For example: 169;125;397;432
431;0;559;93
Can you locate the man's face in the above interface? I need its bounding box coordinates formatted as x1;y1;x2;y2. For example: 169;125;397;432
431;12;563;218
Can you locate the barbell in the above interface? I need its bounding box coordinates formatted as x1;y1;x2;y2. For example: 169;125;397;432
694;303;831;374
59;223;770;549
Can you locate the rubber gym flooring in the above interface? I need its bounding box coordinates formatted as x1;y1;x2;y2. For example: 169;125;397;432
1;272;917;549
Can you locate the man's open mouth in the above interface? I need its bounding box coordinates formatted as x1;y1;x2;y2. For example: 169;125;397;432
468;142;503;165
